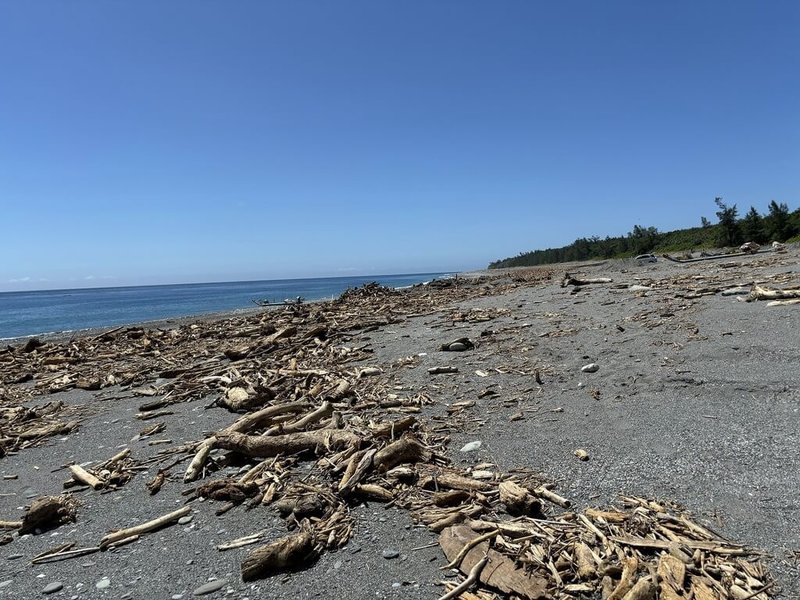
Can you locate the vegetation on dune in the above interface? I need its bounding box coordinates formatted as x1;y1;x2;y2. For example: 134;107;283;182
489;198;800;269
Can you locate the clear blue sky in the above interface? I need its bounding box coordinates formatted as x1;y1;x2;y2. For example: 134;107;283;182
1;1;797;291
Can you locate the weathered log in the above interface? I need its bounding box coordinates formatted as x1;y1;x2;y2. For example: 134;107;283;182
373;435;432;472
184;401;309;482
499;481;542;517
352;484;393;502
216;429;360;459
420;471;492;492
99;506;191;548
241;528;317;581
433;490;471;507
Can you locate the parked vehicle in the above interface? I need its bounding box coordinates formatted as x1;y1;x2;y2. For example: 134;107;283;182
635;254;657;264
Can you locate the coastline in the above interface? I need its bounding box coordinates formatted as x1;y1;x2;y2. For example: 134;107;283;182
1;254;798;598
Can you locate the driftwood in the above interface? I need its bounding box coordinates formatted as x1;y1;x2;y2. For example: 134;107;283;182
373;435;432;472
561;273;613;287
19;495;78;535
99;506;191;548
439;525;548;599
744;284;800;302
241;527;317;581
215;429;360;459
499;481;542;517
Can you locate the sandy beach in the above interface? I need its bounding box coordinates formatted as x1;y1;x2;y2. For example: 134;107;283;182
1;251;798;599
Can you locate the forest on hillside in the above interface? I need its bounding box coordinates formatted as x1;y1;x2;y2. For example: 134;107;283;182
489;199;800;269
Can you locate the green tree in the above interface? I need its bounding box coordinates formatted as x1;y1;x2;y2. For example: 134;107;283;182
714;197;742;247
628;224;659;255
764;200;797;242
701;216;711;228
740;206;766;243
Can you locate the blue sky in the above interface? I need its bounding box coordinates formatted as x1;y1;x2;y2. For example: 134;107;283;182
1;1;797;291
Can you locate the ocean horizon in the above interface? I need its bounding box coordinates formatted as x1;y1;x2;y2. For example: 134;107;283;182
0;272;449;340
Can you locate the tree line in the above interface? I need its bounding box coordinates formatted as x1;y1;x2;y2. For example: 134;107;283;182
488;199;799;269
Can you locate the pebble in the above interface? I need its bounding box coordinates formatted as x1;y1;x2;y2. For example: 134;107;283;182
96;577;111;589
333;561;342;570
7;554;24;560
581;363;599;373
193;579;228;596
172;595;184;599
42;582;63;594
178;516;193;525
459;440;482;453
382;548;400;559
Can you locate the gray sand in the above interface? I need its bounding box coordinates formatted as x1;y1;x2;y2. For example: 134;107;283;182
1;251;798;598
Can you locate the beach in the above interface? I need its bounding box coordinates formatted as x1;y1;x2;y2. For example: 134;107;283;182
1;252;798;598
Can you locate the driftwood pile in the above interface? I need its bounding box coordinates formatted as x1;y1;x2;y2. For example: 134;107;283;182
0;273;784;598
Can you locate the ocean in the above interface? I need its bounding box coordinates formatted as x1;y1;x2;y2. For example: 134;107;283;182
0;273;448;340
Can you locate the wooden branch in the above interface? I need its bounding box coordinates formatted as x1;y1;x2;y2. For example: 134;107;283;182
437;554;489;600
441;529;499;570
534;486;571;508
68;465;104;490
263;401;332;436
99;506;191;549
184;401;309;482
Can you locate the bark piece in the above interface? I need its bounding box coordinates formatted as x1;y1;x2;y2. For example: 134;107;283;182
439;525;547;599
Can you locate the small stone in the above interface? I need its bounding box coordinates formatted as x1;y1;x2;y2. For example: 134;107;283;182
392;582;402;589
333;560;342;570
193;580;228;596
172;595;184;599
43;582;63;594
574;449;590;461
7;553;24;560
581;363;599;373
459;441;482;453
96;577;111;589
178;516;193;525
382;548;400;559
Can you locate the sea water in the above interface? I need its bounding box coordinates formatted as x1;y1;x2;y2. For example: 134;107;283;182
0;273;448;339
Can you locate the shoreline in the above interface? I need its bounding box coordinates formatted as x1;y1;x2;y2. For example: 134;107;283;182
1;253;798;598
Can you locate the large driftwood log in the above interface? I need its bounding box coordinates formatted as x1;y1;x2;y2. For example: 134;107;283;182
241;528;317;581
745;284;800;302
216;429;360;459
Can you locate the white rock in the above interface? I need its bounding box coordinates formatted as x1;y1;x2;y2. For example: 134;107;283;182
460;441;482;453
581;363;599;373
